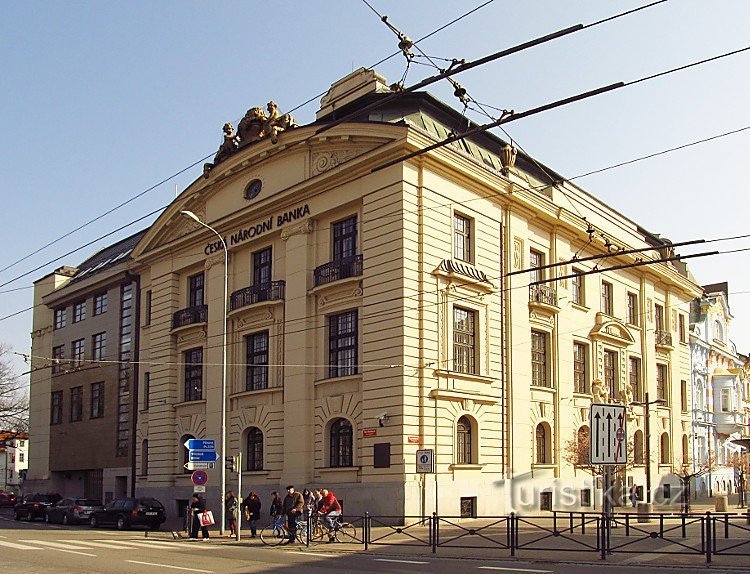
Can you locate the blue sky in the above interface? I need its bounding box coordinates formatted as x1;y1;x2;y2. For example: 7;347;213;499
2;1;750;379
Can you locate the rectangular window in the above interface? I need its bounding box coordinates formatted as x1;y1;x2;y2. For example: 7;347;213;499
92;332;106;361
328;310;358;378
145;290;152;326
142;372;150;411
654;304;664;331
681;380;688;412
604;350;618;398
573;342;588;394
54;307;67;330
601;281;613;315
679;314;686;343
571;269;584;305
70;386;83;422
73;301;86;323
93;292;108;316
453;307;477;374
184;348;203;402
245;331;269;390
529;250;544;284
627;292;639;326
90;382;104;418
332;215;357;260
656;363;668;401
721;388;731;412
453;214;472;263
253;247;273;286
629;357;642;402
188;273;205;307
71;339;85;367
50;391;63;425
52;345;65;374
531;331;549;387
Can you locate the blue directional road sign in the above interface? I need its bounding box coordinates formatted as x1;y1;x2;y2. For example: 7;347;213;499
189;450;219;462
184;439;216;451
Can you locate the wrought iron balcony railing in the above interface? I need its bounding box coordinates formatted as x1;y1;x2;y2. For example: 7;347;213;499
314;254;363;287
172;304;208;329
655;330;673;347
230;281;286;311
529;284;558;307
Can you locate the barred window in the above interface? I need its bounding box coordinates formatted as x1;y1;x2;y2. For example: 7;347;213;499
184;348;203;402
246;427;264;471
328;310;358;378
453;307;476;374
454;214;472;263
330;418;353;467
573;343;588;394
531;331;549;387
245;331;269;391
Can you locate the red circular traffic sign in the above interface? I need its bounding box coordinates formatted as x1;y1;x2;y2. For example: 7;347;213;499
191;470;208;486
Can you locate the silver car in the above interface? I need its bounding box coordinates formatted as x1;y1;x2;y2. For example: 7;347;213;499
45;498;103;525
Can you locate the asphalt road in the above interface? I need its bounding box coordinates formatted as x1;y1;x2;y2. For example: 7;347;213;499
0;509;745;574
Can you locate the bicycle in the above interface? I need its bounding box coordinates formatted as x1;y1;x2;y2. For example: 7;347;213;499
260;514;311;545
311;512;356;543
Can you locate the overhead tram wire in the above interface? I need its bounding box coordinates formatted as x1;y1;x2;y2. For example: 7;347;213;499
370;41;750;174
314;1;671;139
0;2;496;284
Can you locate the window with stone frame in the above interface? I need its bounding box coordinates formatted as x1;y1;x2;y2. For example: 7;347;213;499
601;281;613;315
252;247;272;286
531;331;549;387
245;331;269;390
604;350;618;398
328;310;358;378
183;347;203;402
529;249;544;284
246;427;264;471
332;215;357;260
627;292;639;325
656;363;668;401
573;342;589;394
453;213;473;263
329;418;353;467
453;307;477;374
629;356;642;402
456;416;474;464
571;269;584;306
188;272;205;307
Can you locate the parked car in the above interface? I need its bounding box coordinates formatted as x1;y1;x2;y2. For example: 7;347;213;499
45;497;103;525
0;492;17;507
89;497;166;530
14;493;55;521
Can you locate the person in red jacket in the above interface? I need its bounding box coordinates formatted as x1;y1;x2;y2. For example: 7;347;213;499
318;488;341;542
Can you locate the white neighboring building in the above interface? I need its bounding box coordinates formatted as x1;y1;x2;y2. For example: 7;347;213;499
1;433;29;494
690;283;749;496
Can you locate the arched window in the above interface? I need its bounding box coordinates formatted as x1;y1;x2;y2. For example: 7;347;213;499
456;416;474;464
330;418;353;467
180;434;194;474
577;426;590;465
660;432;670;464
536;423;551;464
141;439;148;476
714;320;724;342
682;434;689;464
246;427;264;471
633;430;644;464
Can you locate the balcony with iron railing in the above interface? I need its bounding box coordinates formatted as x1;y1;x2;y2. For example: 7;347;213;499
230;281;286;312
172;304;208;330
528;284;559;316
655;329;673;350
313;254;363;287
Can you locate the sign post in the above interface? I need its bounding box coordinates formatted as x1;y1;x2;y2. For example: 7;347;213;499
589;403;627;556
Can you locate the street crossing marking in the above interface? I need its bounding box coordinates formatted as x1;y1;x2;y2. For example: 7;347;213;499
21;539;93;550
126;560;214;573
373;558;430;564
59;540;135;549
0;540;44;550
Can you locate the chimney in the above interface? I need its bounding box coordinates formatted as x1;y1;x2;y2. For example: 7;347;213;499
317;68;390;120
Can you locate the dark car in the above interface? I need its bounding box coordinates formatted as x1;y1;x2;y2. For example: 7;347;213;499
14;493;55;521
45;497;103;525
0;492;17;507
89;497;166;530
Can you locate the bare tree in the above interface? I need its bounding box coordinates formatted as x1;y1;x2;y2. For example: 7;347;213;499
728;452;750;507
673;456;716;513
0;345;29;434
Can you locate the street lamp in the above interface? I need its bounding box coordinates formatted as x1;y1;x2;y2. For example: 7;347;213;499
181;210;228;535
632;392;666;503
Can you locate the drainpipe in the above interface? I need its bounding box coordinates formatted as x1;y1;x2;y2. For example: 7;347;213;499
126;272;141;497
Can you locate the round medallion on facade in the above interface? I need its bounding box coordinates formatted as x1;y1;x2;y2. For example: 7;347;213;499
244;178;263;200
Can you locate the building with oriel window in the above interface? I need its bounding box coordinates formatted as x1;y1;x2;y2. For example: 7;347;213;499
0;432;29;494
28;68;704;518
690;282;750;497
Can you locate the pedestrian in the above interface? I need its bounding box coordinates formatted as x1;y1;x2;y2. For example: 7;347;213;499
190;493;210;541
269;491;283;532
282;485;304;544
243;491;262;538
225;491;238;537
302;488;316;518
629;484;639;508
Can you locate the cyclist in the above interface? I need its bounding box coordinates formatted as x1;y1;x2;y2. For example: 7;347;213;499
318;488;342;542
